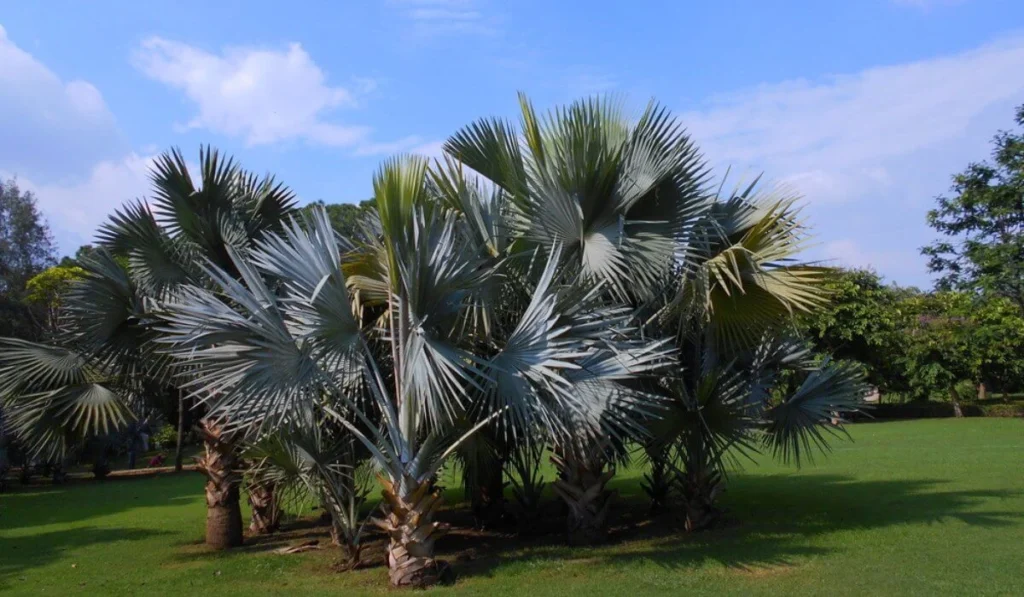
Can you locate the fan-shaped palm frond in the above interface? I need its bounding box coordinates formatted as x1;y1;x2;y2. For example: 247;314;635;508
0;338;133;459
446;93;710;302
763;358;868;466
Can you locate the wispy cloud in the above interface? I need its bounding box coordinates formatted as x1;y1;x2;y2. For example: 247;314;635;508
681;35;1024;284
134;37;373;147
563;70;618;98
891;0;969;10
683;35;1024;204
392;0;499;38
353;136;446;159
5;154;155;246
0;24;124;180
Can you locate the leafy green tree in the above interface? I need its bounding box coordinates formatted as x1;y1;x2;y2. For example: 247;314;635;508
300;199;374;239
903;292;1024;414
922;104;1024;309
801;268;918;393
24;264;86;330
0;178;56;339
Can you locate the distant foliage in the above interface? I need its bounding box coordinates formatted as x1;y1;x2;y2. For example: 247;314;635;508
802;268;918;393
0;178;57;339
922;104;1024;309
153;424;178;450
299;199;374;239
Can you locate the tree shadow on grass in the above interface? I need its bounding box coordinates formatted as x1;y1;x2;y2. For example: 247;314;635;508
446;473;1021;581
0;526;173;590
0;471;202;531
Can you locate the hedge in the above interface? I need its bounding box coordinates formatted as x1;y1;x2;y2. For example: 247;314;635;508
852;401;1024;421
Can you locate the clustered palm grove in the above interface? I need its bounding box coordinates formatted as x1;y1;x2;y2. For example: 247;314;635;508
0;96;865;588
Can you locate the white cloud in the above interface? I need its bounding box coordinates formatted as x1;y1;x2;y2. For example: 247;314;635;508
682;36;1024;203
4;154;155;252
0;24;124;180
134;37;372;147
680;35;1024;286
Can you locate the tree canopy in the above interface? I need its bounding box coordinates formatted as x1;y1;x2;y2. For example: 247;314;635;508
922;104;1024;309
299;199;374;239
801;268;918;392
0;178;56;339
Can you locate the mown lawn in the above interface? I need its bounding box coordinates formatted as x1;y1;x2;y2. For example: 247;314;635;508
2;419;1022;596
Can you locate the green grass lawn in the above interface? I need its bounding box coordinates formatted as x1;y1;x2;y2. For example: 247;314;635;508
2;419;1022;595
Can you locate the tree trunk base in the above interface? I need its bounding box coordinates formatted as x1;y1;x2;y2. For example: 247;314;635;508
679;468;724;532
197;421;243;550
551;454;615;546
375;475;449;588
248;482;282;535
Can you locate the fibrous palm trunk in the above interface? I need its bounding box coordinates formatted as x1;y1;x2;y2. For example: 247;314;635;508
196;420;243;549
247;481;281;534
678;466;724;532
642;447;672;514
174;390;186;472
551;453;615;546
469;459;506;529
374;476;448;588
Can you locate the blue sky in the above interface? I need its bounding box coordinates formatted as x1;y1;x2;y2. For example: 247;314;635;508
2;0;1023;288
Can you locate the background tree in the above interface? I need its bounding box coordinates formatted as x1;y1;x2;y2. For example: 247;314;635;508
801;268;918;394
300;199;374;239
922;104;1024;309
24;264;86;331
903;292;1024;413
0;178;56;339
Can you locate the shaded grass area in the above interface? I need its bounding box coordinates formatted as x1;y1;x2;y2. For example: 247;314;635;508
1;419;1022;595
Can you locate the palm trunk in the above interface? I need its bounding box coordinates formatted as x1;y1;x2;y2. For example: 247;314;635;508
374;475;448;588
642;447;672;514
92;447;111;480
469;455;506;529
247;481;282;534
678;466;724;532
174;390;186;472
196;420;243;549
551;453;615;546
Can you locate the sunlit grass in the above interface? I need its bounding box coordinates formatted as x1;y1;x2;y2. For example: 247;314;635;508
2;419;1022;595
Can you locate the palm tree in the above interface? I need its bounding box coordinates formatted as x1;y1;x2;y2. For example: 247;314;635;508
639;180;868;530
444;94;706;543
0;147;298;549
98;147;297;549
445;94;866;538
156;157;671;587
0;250;150;470
244;419;371;568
